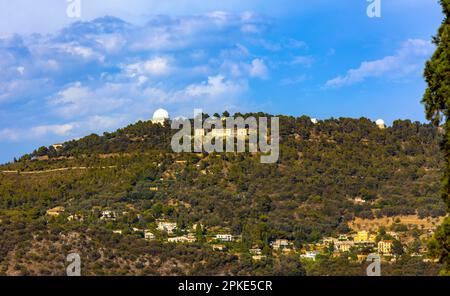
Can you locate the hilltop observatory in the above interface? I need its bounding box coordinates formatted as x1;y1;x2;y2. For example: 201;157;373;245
152;108;169;125
376;119;386;129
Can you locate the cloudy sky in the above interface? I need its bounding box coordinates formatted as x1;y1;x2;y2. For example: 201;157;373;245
0;0;443;162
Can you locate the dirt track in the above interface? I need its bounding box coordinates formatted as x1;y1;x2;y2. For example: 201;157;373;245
0;166;117;175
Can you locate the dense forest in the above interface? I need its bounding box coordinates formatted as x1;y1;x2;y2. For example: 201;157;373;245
0;114;446;275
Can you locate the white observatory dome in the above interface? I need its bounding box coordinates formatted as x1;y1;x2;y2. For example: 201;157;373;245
152;108;169;124
375;119;385;129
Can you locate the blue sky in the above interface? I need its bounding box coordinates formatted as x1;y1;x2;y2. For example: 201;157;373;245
0;0;443;163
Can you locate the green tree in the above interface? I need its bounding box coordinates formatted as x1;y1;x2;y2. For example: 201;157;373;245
392;240;405;256
422;0;450;274
195;224;204;242
152;202;163;218
273;255;306;276
35;146;49;156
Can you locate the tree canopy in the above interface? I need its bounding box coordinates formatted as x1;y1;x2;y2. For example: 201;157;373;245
422;0;450;275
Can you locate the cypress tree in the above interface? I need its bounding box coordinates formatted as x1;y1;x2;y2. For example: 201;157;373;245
422;0;450;275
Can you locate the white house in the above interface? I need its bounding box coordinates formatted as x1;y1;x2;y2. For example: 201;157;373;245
157;220;177;234
168;235;196;243
300;252;318;261
354;197;366;204
144;230;155;240
100;210;116;220
51;143;64;151
272;239;290;250
67;214;83;222
210;128;233;138
215;234;233;242
212;244;227;251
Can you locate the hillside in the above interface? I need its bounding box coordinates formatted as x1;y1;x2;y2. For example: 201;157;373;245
0;114;446;275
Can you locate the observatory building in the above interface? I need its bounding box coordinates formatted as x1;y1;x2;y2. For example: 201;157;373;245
376;119;386;129
152;108;169;125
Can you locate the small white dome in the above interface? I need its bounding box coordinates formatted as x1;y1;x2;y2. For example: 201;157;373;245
152;109;169;124
375;119;385;126
311;118;318;124
153;108;169;120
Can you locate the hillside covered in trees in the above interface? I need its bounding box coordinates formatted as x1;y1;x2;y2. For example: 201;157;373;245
0;114;446;275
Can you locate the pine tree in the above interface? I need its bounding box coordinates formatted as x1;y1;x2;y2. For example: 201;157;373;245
422;0;450;275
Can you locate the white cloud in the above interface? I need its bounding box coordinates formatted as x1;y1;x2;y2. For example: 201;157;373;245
16;66;25;75
207;11;232;26
190;49;208;60
220;44;250;59
185;75;246;98
95;35;125;52
84;115;127;130
291;55;314;67
219;58;269;79
46;59;59;71
48;82;129;118
0;79;52;103
31;124;74;137
137;75;148;85
0;128;20;141
325;39;434;88
0;124;74;141
286;38;308;50
58;44;104;61
248;58;269;79
69;46;94;58
241;24;261;33
281;75;306;85
125;56;172;77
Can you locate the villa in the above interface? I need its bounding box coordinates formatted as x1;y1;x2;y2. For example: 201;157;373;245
157;220;177;234
144;230;156;240
215;234;233;242
335;241;354;253
300;252;318;261
212;244;227;252
378;240;393;256
168;235;196;243
272;239;291;250
100;210;116;221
